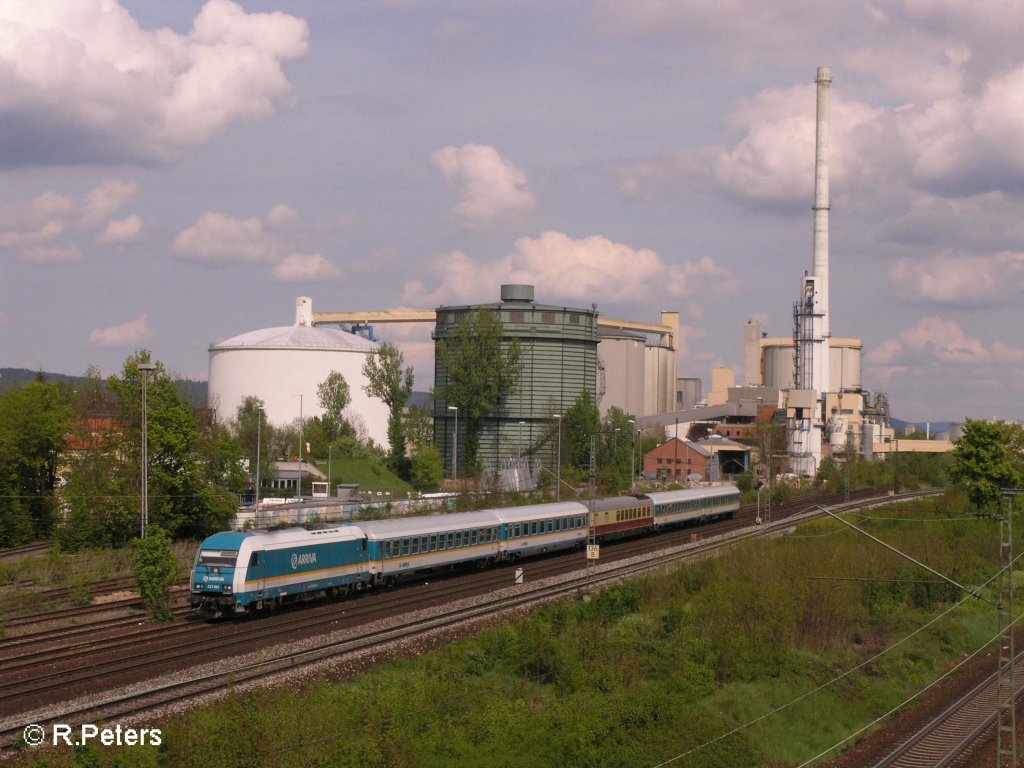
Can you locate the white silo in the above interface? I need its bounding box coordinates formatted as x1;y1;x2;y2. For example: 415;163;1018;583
208;297;389;446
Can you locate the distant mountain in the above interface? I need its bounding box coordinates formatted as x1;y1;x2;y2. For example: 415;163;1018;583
0;368;208;408
0;368;83;390
891;417;956;436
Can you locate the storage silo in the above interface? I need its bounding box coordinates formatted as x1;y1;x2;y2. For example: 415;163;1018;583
433;284;599;474
208;297;389;446
598;327;646;417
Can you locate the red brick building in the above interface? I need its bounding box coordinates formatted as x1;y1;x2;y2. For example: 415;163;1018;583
642;438;712;481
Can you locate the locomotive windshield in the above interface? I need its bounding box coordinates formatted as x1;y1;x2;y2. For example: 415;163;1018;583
198;549;239;567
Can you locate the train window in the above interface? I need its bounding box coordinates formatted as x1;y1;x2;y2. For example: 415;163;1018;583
430;535;437;551
199;550;239;567
447;532;454;548
421;536;429;551
547;520;553;533
249;552;259;567
531;522;538;535
456;531;463;547
411;539;419;555
401;539;410;556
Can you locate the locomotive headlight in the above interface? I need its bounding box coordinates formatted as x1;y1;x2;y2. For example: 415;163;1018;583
223;586;232;592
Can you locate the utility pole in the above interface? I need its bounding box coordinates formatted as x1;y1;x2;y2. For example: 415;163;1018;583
138;362;156;538
997;489;1023;767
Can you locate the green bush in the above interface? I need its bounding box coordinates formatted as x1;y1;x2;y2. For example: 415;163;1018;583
131;527;179;622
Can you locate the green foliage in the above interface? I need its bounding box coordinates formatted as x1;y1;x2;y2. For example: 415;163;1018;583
362;343;416;475
404;404;434;456
0;380;70;546
436;310;523;470
59;352;235;548
231;396;277;491
563;390;600;471
947;419;1022;512
410;445;444;490
317;371;352;441
131;527;179;622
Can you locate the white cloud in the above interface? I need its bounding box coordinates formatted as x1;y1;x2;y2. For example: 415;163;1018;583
431;144;537;229
265;204;303;231
172;211;277;263
0;0;309;167
87;313;154;347
96;214;143;245
78;179;137;230
713;86;886;206
21;243;83;264
867;316;991;367
0;191;74;248
0;180;140;261
272;253;342;282
401;231;734;307
889;251;1024;305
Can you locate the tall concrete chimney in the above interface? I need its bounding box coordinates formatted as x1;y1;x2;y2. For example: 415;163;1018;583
789;66;833;477
813;66;831;340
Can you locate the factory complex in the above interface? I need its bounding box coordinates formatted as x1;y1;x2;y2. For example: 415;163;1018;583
206;67;952;485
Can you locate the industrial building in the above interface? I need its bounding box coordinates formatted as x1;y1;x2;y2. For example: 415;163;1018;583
312;285;684;481
432;284;600;473
208;297;389;447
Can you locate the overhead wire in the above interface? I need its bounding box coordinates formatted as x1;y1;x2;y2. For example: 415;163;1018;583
648;552;1018;768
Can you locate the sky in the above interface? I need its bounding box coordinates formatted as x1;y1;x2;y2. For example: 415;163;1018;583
3;0;1024;424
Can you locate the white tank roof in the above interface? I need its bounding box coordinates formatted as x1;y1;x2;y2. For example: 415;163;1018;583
211;296;376;353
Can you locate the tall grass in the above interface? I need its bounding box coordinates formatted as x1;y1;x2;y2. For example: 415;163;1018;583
0;540;196;617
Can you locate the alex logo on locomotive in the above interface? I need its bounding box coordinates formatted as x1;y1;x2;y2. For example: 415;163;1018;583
289;552;317;569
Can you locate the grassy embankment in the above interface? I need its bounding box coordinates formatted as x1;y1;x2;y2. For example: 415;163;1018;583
0;541;195;618
311;456;413;498
15;492;1012;767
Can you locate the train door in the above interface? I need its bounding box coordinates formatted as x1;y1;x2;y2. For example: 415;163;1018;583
248;550;266;607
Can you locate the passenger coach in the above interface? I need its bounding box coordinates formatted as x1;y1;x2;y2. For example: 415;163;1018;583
360;511;501;585
647;486;740;528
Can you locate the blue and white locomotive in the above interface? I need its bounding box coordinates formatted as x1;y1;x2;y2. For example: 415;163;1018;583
190;485;741;617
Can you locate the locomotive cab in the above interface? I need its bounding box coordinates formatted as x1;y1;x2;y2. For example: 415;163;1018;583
190;533;248;617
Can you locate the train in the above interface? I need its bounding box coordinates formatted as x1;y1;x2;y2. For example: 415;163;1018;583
189;484;741;617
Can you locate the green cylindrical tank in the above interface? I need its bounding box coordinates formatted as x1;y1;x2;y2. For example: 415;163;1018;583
433;284;598;475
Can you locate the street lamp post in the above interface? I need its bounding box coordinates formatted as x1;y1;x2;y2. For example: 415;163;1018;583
293;393;304;499
552;414;562;501
447;405;459;485
255;406;263;525
628;419;636;492
138;362;156;538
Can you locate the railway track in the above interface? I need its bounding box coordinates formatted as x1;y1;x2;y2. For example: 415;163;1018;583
0;542;49;562
870;651;1024;768
0;488;924;752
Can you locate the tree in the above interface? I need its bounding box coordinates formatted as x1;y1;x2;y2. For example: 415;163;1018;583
317;371;351;441
362;343;415;474
410;444;444;489
231;396;277;492
0;380;70;545
59;352;235;547
564;390;601;471
436;311;523;470
600;407;636;492
131;526;179;622
947;419;1023;513
404;403;434;455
